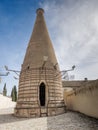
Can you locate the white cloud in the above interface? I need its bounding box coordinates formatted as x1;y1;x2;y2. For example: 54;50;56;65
41;0;98;80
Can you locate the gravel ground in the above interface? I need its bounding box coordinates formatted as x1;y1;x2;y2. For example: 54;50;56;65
0;108;98;130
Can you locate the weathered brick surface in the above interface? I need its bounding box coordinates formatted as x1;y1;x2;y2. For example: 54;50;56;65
15;8;65;117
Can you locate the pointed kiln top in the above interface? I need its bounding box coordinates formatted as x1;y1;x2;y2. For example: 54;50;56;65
22;8;59;70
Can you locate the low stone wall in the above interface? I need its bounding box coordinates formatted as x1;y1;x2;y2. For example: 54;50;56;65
64;80;98;118
62;80;93;89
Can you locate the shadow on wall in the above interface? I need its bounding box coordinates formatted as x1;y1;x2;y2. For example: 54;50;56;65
64;80;98;118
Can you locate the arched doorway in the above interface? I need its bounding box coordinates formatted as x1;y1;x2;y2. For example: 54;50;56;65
39;82;45;106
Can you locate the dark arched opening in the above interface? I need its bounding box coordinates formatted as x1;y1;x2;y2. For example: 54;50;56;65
39;82;45;106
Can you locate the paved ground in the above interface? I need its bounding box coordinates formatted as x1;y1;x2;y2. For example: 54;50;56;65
0;108;98;130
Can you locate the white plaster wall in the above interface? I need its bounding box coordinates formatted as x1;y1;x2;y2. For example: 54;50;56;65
64;81;98;118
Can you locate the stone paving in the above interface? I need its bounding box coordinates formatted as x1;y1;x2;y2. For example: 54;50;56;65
0;108;98;130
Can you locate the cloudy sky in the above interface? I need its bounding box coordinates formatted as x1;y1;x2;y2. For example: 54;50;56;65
0;0;98;95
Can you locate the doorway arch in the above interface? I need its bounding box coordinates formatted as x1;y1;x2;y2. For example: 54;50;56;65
39;82;46;106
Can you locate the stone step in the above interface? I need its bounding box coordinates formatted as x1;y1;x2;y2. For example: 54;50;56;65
41;113;47;117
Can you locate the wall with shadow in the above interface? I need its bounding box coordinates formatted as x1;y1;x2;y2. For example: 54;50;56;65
64;80;98;118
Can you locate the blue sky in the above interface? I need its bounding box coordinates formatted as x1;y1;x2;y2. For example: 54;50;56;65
0;0;98;95
0;0;42;95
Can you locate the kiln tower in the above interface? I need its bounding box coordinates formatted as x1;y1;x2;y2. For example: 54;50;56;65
15;8;65;117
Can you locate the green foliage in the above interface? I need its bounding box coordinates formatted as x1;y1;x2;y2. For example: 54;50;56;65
11;85;17;102
3;83;7;96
